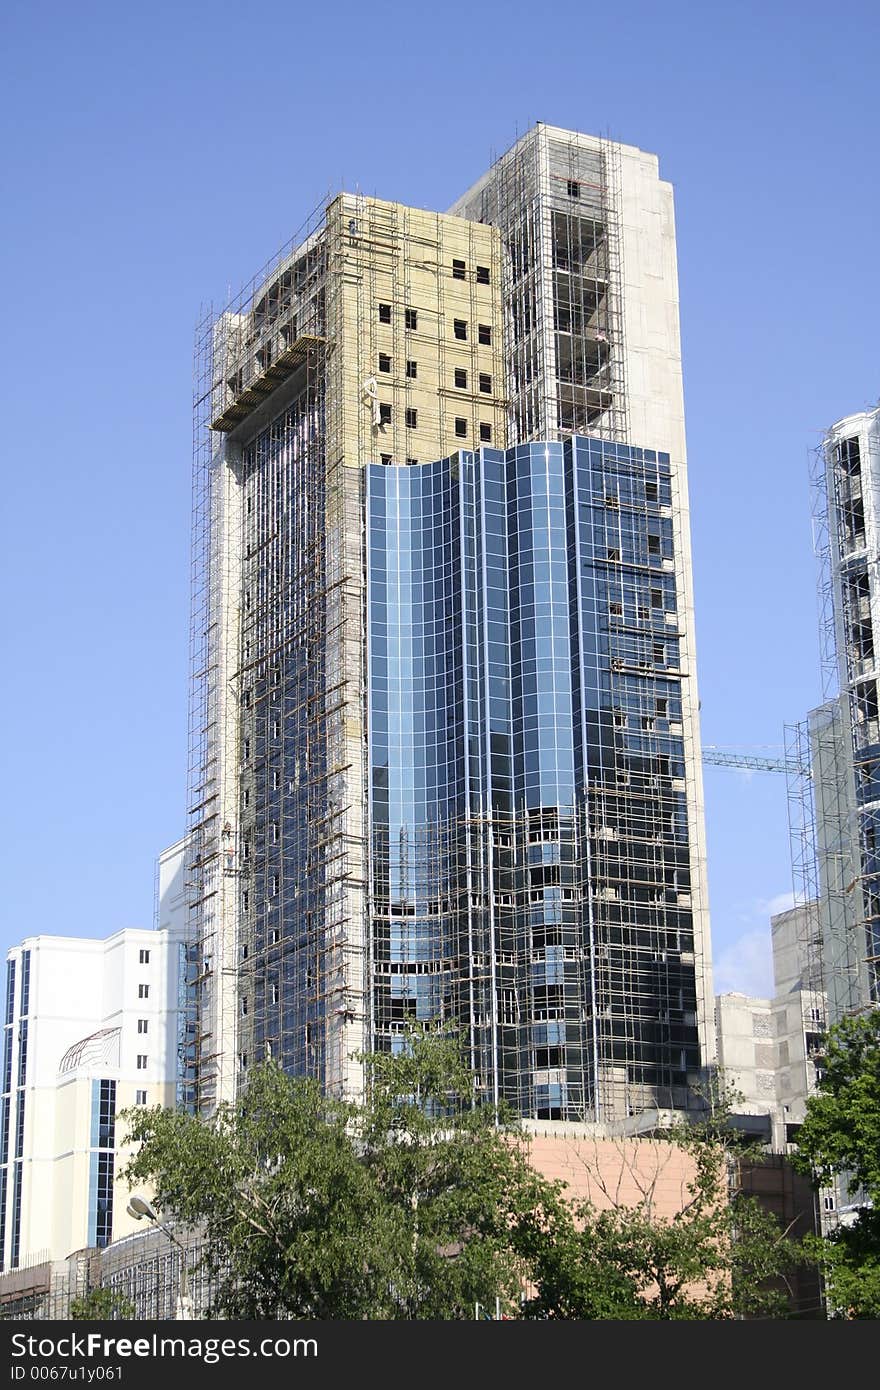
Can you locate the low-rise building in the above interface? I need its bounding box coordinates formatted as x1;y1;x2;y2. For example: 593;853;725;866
715;903;826;1150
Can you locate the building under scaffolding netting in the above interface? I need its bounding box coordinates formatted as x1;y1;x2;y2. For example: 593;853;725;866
786;404;880;1027
184;124;715;1125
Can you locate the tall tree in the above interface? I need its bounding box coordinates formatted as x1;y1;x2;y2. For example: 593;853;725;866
358;1028;554;1318
122;1031;557;1319
792;1009;880;1318
123;1065;403;1318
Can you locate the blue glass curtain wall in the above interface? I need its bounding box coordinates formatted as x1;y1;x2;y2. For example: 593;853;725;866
366;437;701;1120
87;1079;116;1248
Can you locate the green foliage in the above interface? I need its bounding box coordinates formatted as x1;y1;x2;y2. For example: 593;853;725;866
123;1040;805;1320
516;1082;806;1320
69;1286;134;1320
792;1010;880;1194
801;1212;880;1319
792;1009;880;1318
122;1029;558;1320
511;1197;648;1320
123;1067;401;1318
358;1028;556;1318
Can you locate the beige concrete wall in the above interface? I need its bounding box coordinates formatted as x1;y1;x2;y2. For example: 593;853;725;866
715;991;775;1115
611;135;714;1077
524;1128;723;1309
327;194;508;468
528;1129;700;1219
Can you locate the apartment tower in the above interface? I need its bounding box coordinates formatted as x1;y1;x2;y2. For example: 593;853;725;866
187;124;714;1123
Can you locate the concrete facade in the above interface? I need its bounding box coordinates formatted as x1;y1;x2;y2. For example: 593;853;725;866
715;904;826;1150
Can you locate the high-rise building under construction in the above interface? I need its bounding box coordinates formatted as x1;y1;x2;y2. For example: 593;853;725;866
789;405;880;1025
186;123;715;1124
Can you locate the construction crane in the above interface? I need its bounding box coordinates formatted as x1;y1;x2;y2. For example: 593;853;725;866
701;746;811;778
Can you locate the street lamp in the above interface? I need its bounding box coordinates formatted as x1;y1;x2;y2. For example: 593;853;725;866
126;1194;195;1320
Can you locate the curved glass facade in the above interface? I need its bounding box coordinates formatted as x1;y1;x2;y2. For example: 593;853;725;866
367;437;700;1121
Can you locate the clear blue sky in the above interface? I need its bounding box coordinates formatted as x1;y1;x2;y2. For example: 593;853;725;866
2;1;877;997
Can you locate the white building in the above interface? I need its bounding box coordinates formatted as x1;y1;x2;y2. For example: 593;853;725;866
0;849;187;1270
715;904;826;1150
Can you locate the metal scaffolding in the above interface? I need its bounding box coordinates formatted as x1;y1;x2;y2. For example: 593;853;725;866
786;414;880;1039
450;125;627;447
183;129;712;1129
187;195;358;1110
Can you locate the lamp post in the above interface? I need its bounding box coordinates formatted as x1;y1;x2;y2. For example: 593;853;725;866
126;1194;195;1319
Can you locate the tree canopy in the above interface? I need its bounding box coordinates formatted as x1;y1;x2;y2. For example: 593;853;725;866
792;1008;880;1318
69;1286;134;1320
122;1031;553;1319
122;1033;804;1319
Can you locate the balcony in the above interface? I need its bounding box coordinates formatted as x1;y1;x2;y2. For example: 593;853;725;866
209;333;325;433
